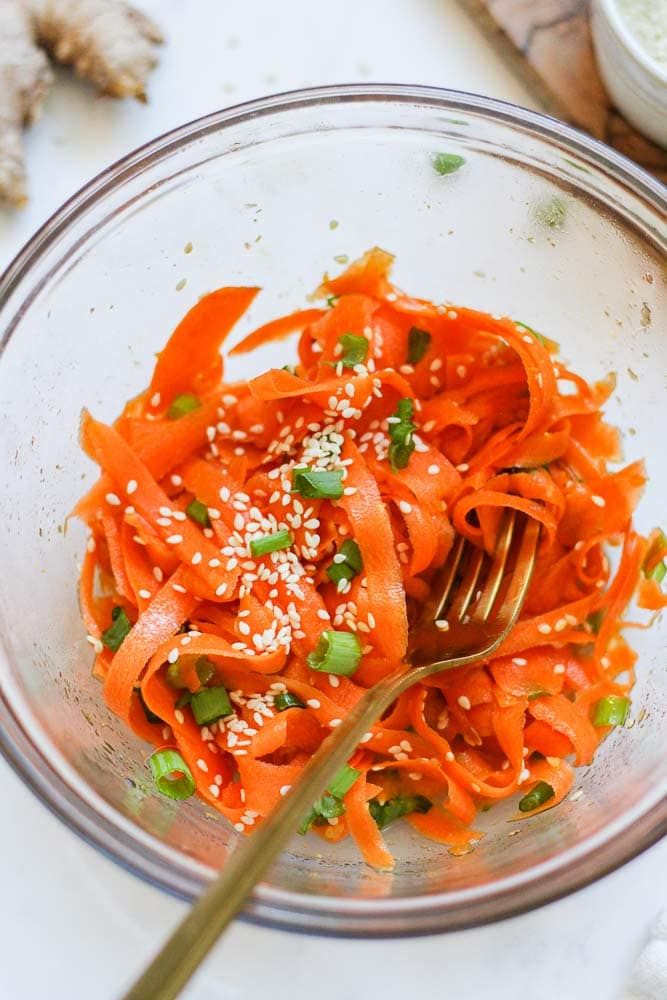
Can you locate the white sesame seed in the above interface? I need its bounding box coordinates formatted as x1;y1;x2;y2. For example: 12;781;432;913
329;718;342;727
150;392;161;407
280;785;291;796
456;365;467;379
138;589;152;600
537;623;552;634
156;518;172;528
317;608;330;620
422;420;436;433
197;758;208;773
554;617;568;632
172;583;187;594
167;648;179;664
457;695;472;710
215;583;227;597
208;508;221;520
591;495;606;507
360;732;373;743
174;710;185;725
306;699;321;709
427;464;440;475
85;635;104;654
553;663;566;675
126;479;138;495
343;487;357;496
234;822;245;832
238;621;250;635
445;751;455;762
471;782;481;793
171;474;182;487
153;566;163;582
399;500;412;514
105;492;121;507
456;463;469;473
512;657;527;666
166;535;183;545
518;768;531;784
435;619;449;631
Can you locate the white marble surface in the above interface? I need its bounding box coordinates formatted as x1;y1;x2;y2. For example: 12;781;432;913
1;2;664;998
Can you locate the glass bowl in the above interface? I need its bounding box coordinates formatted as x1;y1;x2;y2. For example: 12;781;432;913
0;85;665;937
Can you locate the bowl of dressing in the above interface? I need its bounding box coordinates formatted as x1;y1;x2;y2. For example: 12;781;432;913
591;0;667;148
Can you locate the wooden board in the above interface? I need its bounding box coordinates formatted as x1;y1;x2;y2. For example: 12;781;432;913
456;0;667;181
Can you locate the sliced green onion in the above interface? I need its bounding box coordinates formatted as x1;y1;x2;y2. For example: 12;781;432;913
306;630;362;676
250;529;293;558
326;295;339;308
186;498;210;527
274;690;305;712
369;794;431;829
194;656;215;686
136;688;162;724
592;695;630;727
337;333;368;367
586;610;605;634
166;655;215;690
328;764;360;799
518;780;555;812
292;468;344;500
101;606;132;652
167;393;201;420
149;748;196;800
433;152;465;175
326;539;363;585
388;397;416;472
407;327;431;364
643;530;666;583
297;807;320;835
191;685;233;726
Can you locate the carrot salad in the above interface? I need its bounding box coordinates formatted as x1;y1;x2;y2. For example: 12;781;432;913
75;248;666;868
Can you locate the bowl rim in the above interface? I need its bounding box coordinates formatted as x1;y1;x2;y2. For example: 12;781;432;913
595;0;667;86
0;83;665;937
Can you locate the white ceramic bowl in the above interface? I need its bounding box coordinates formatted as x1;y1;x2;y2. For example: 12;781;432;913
591;0;667;148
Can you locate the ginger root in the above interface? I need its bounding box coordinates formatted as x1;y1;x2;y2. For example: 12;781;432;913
0;0;162;206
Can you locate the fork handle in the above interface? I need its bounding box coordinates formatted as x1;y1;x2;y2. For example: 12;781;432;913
123;668;413;1000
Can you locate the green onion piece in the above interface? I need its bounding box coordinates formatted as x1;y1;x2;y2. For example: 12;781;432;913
317;793;346;819
149;748;196;800
195;656;215;686
388;397;417;472
166;661;185;689
306;630;362;676
136;689;162;724
297;807;319;835
175;690;192;708
101;606;132;652
643;530;666;583
337;333;368;367
518;780;555;812
369;794;431;829
326;539;363;585
191;685;233;726
326;295;339;308
186;498;210;527
587;610;605;634
433;152;465;175
167;393;201;420
249;529;293;558
407;326;431;364
292;468;344;500
274;690;305;711
592;695;630;727
328;764;360;799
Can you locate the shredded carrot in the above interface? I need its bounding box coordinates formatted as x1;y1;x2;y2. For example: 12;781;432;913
75;248;662;868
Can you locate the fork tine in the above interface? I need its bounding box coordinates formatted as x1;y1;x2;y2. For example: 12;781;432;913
471;510;517;622
495;516;541;630
432;533;467;619
447;544;486;622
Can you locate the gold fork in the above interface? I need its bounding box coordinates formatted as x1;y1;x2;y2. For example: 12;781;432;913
124;511;539;1000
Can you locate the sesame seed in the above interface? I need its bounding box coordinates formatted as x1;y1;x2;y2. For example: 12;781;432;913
215;583;227;597
105;492;121;506
306;699;321;709
166;535;183;545
234;822;245;832
536;372;543;388
280;785;291;796
430;358;443;372
512;657;527;666
456;365;467;379
317;608;330;620
328;674;340;688
445;751;455;762
343;487;357;496
399;500;412;514
553;663;566;674
537;623;552;634
554;617;568;632
172;583;186;594
85;635;103;654
167;648;179;664
329;718;342;727
138;589;152;600
456;463;469;473
197;759;208;773
175;710;185;725
126;480;138;495
150;392;161;407
435;619;449;631
208;558;221;568
427;464;440;475
422;420;436;433
457;695;471;710
153;566;163;582
156;518;171;527
171;474;182;487
207;508;221;519
591;495;606;507
238;621;250;635
471;783;481;793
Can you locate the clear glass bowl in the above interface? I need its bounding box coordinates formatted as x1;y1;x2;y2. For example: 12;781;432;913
0;85;665;937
